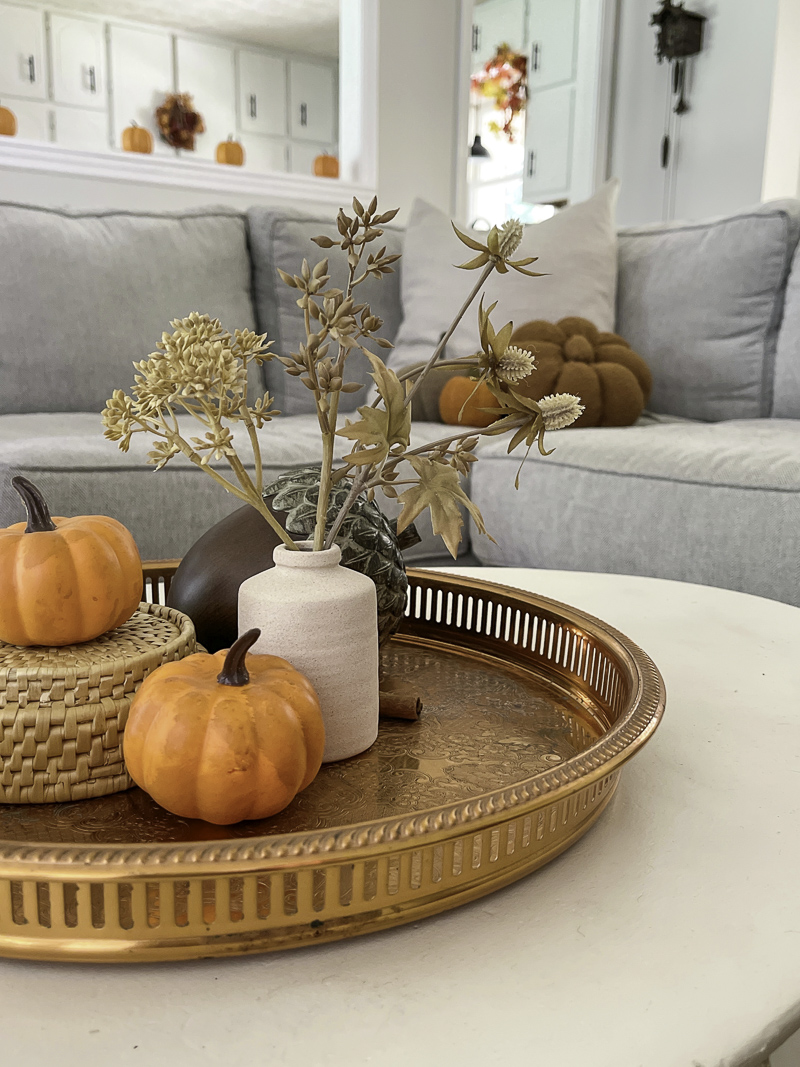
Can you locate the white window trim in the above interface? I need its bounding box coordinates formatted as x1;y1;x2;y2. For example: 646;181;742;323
0;0;378;206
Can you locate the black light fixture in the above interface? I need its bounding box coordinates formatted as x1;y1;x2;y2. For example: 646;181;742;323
470;134;491;158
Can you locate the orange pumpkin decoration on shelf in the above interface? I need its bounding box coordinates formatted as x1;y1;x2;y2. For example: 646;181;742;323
439;375;501;428
0;477;142;647
215;136;245;166
313;153;339;178
123;629;325;825
121;121;153;154
0;103;17;137
511;317;653;428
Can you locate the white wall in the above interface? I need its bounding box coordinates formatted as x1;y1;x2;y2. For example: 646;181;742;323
762;0;800;201
611;0;780;226
375;0;464;221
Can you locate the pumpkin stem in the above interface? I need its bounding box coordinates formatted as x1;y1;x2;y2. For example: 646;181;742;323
217;628;261;687
11;476;57;533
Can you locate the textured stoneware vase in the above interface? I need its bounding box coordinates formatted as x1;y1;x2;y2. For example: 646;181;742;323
238;542;380;762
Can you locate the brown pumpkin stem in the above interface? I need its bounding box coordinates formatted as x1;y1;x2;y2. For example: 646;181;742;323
217;628;261;687
11;476;57;533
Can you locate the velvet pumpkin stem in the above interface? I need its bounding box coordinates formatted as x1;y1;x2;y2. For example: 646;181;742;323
217;628;261;687
11;476;57;533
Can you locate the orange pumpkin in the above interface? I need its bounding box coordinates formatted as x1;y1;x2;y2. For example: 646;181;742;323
216;136;244;166
0;477;142;647
313;153;339;178
123;629;325;824
121;121;153;154
0;104;17;137
439;375;501;428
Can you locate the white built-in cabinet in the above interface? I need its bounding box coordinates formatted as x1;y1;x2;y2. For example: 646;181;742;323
522;0;612;205
0;0;338;176
470;0;525;71
108;24;174;155
175;36;237;161
0;3;46;99
50;13;105;108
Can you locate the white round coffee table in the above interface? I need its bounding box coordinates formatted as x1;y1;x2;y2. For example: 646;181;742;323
1;569;798;1067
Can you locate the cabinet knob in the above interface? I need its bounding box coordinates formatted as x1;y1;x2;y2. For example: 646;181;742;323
249;93;257;119
88;66;96;93
532;43;541;72
300;102;307;127
527;150;536;177
28;55;35;83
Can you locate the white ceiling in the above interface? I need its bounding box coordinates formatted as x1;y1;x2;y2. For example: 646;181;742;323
48;0;340;57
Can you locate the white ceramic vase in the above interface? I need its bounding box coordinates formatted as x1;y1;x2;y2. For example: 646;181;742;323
238;541;379;763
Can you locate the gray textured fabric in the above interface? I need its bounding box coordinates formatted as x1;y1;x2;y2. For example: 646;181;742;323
617;200;800;422
0;413;458;563
469;417;800;607
247;207;404;416
773;239;800;417
0;202;257;415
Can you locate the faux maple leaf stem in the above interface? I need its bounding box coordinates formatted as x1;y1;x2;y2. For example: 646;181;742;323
403;261;494;407
323;467;371;551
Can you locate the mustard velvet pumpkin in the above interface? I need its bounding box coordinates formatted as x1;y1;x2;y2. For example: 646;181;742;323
510;316;653;428
313;153;339;178
121;122;153;154
123;629;325;825
438;375;500;428
0;477;143;647
0;105;18;137
216;137;245;166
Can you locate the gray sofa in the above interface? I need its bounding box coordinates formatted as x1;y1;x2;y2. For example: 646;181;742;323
1;198;798;606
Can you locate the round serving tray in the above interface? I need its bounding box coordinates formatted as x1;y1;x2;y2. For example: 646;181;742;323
0;567;665;962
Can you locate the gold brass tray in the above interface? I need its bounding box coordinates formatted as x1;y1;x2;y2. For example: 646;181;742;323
0;567;665;962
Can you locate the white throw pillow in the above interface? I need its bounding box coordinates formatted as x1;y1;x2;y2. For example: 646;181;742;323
390;180;620;374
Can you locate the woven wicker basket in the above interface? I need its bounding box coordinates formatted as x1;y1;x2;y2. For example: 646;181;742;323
0;603;196;804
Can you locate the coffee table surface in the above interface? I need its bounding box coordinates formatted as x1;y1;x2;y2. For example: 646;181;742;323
1;568;799;1067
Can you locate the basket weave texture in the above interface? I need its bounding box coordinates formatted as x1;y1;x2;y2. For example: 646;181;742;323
0;603;196;804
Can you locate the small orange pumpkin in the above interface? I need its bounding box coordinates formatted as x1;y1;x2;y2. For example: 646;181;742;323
313;153;339;178
121;121;153;154
0;104;17;137
0;477;142;647
123;629;325;824
216;136;244;166
439;375;501;428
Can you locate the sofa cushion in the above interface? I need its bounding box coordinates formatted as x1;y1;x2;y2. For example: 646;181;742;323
387;181;620;379
469;415;800;607
617;200;800;422
772;239;800;417
247;208;404;416
0;413;461;564
0;202;256;415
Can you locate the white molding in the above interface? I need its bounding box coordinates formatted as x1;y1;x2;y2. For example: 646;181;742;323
452;0;474;222
0;137;375;203
338;0;378;189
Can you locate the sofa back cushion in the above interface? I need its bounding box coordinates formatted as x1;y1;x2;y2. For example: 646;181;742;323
616;200;800;422
247;207;404;416
0;202;256;415
772;240;800;418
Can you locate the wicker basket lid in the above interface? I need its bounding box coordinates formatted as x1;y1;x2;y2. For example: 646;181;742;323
0;603;195;685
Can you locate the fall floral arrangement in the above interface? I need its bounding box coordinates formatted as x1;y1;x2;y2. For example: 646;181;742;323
471;43;527;142
102;198;583;557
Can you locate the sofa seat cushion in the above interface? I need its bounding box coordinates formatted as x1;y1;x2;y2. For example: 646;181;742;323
0;202;257;415
0;414;460;563
470;416;800;606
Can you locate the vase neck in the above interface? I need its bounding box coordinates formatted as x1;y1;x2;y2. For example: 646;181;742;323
272;542;342;570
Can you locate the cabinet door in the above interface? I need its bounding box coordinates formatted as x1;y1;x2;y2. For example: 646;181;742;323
109;25;174;155
175;37;237;160
3;98;51;141
50;14;106;109
289;61;335;143
53;105;109;151
527;0;578;90
471;0;525;72
239;133;287;173
0;3;46;100
238;50;286;137
523;84;575;201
